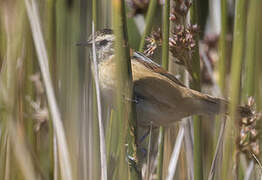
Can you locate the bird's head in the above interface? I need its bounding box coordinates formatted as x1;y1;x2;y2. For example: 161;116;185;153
77;29;115;63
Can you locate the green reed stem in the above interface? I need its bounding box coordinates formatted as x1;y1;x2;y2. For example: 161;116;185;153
156;128;164;180
190;2;203;180
244;0;257;98
222;0;246;179
112;0;140;179
218;0;227;93
161;0;170;70
157;0;170;179
139;0;158;52
255;1;262;109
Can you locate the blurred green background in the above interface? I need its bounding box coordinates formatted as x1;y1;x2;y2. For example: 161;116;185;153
0;0;262;179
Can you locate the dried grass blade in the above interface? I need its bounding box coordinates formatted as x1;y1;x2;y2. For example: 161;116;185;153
208;116;226;180
166;123;185;180
91;22;108;180
24;1;72;179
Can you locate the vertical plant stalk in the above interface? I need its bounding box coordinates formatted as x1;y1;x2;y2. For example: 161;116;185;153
156;1;170;179
4;136;10;180
192;64;202;180
244;161;254;180
190;1;203;180
222;0;246;179
53;137;58;180
139;0;158;51
244;0;257;98
112;0;139;179
157;128;165;180
46;1;56;177
1;3;37;178
7;121;37;180
255;1;262;156
190;4;201;91
91;22;108;180
166;124;185;180
92;0;97;29
161;0;170;70
218;0;227;93
255;27;262;180
91;0;108;178
90;89;99;180
24;1;73;180
146;124;153;180
4;1;48;178
211;1;227;178
208;116;226;180
183;117;194;180
90;1;102;178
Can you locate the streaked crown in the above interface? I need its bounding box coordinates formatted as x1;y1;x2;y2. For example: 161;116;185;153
88;29;115;62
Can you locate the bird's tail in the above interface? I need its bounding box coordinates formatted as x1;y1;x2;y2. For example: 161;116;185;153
193;92;252;118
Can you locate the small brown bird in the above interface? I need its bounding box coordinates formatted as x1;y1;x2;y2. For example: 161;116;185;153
78;29;252;127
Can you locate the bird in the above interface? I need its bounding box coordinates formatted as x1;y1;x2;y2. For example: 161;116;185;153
77;28;252;127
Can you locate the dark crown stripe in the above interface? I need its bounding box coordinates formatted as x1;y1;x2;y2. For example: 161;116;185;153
88;28;113;41
99;29;113;35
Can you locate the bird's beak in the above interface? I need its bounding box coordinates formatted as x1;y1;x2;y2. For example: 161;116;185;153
76;40;93;46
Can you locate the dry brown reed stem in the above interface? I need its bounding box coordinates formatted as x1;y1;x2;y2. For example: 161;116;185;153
91;22;108;180
24;0;73;179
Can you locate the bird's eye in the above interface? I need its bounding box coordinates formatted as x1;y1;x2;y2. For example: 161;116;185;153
99;39;108;46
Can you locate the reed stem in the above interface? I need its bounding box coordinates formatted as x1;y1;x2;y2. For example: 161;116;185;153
139;0;158;51
157;0;170;179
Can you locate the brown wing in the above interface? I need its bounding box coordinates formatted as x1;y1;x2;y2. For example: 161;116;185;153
131;52;192;112
132;52;253;120
133;52;186;87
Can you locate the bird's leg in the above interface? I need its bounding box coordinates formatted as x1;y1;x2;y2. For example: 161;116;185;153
138;127;151;144
136;128;151;158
